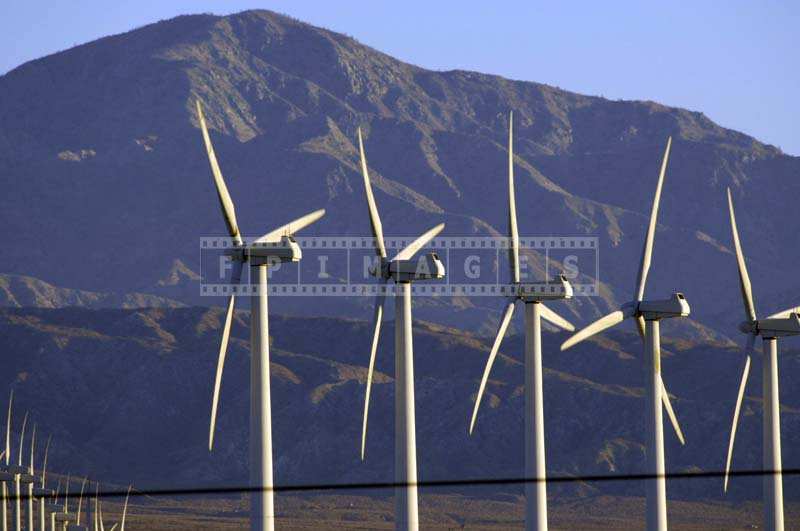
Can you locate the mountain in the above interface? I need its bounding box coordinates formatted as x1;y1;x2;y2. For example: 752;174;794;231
1;9;799;339
0;273;185;309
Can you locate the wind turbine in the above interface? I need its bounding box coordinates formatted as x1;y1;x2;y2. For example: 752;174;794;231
46;480;65;531
65;478;87;531
33;435;53;531
53;475;76;531
722;188;797;531
196;100;326;531
2;391;13;531
26;424;36;531
560;137;688;531
9;411;31;531
468;112;575;531
356;127;446;531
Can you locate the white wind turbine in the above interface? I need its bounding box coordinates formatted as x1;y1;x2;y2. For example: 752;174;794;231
1;391;14;531
468;112;575;531
196;100;326;531
356;128;446;531
26;424;37;531
8;411;33;531
53;475;76;531
32;435;53;531
560;137;688;531
722;188;798;531
65;477;87;531
46;481;64;531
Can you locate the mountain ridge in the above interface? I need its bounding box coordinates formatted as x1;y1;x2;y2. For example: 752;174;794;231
1;8;799;346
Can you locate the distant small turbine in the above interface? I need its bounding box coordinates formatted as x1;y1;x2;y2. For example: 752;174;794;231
65;477;87;531
33;435;53;531
722;188;798;531
561;138;688;531
469;111;575;531
356;128;446;531
2;391;13;531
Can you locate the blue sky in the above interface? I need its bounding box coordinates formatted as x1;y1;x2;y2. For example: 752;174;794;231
2;1;798;154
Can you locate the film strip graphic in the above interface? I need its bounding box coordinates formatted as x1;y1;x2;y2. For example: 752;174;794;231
199;236;599;297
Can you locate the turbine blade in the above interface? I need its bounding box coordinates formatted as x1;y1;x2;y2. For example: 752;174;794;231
196;100;242;245
469;301;516;434
41;435;51;488
391;223;445;262
209;293;237;451
120;485;131;531
726;188;756;322
357;128;387;258
507;111;520;283
724;337;753;492
767;306;800;320
5;390;12;466
560;308;632;351
635;137;672;302
636;315;646;340
660;378;685;445
539;303;574;332
360;288;386;460
29;423;35;473
253;209;326;244
76;477;86;525
18;410;28;467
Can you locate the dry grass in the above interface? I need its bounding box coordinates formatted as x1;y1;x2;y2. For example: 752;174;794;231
115;492;798;529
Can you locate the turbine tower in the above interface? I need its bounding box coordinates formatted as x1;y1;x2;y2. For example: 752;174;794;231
723;187;797;531
560;137;688;531
468;112;575;531
196;100;326;531
1;391;13;531
356;128;446;531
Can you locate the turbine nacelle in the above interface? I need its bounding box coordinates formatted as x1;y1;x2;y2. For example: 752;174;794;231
16;472;37;484
246;235;302;266
224;236;305;266
4;464;29;475
743;313;800;338
32;487;52;497
518;274;573;302
638;293;690;320
388;252;445;282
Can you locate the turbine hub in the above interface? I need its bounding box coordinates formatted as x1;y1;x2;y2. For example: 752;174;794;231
738;321;757;334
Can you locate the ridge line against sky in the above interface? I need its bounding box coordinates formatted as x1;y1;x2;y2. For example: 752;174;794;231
2;1;798;155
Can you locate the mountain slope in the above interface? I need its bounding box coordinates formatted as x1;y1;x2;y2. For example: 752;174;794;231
1;305;797;502
1;10;799;337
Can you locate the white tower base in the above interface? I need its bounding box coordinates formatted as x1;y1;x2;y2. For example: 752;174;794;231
251;265;274;531
644;320;667;531
762;338;784;531
395;282;419;531
524;302;547;531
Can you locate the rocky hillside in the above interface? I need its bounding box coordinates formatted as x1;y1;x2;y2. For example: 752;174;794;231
1;305;797;503
0;273;184;309
1;10;798;338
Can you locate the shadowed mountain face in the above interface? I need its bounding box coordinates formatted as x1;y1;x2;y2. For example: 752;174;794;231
2;305;798;502
1;9;799;337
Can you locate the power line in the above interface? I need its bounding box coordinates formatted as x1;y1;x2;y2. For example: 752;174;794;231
30;467;800;502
